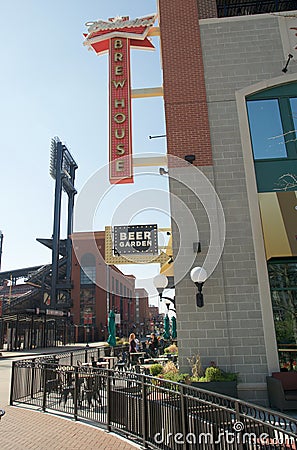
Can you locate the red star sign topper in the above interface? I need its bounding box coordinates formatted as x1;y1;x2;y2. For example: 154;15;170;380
83;14;157;184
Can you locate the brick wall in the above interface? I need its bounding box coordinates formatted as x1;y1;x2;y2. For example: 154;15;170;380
196;0;218;19
158;0;213;166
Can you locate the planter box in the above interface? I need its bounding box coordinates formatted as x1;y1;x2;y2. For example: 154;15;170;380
190;381;238;398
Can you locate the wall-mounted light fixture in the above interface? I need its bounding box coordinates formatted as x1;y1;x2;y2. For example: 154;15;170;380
153;274;176;312
282;54;293;73
184;154;196;164
153;273;168;301
193;242;201;254
190;266;207;308
159;167;168;175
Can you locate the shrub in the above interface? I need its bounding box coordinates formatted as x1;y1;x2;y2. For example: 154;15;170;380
164;344;178;354
199;366;238;382
149;363;163;377
163;361;178;374
161;372;190;383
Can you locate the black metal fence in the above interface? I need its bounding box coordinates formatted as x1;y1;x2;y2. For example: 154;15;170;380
10;352;297;449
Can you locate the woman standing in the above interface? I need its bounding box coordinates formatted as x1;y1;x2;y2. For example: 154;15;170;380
129;333;137;353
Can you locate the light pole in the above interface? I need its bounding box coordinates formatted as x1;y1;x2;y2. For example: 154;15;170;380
153;274;176;312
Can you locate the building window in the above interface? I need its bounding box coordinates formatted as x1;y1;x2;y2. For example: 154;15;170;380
247;99;286;159
80;267;96;285
116;279;119;294
80;253;96;325
80;253;96;285
80;286;96;325
268;259;297;350
247;84;297;161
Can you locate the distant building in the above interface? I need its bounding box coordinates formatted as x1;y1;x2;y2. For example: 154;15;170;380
71;231;150;341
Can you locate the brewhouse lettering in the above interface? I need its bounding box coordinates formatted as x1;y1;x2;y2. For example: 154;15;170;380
112;79;126;88
114;113;126;124
84;14;157;183
114;39;123;49
115;99;125;108
116;144;125;155
115;129;125;139
114;52;123;62
111;37;127;176
115;66;123;75
116;160;125;171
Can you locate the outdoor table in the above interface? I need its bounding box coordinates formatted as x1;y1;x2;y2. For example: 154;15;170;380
139;364;153;374
96;361;109;368
130;352;146;365
149;357;168;363
102;356;118;369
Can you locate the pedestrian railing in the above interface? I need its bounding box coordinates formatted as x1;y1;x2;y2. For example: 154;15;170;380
10;355;297;449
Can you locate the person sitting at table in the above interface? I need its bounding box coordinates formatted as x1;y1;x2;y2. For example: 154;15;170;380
129;333;137;353
91;356;97;367
148;333;159;357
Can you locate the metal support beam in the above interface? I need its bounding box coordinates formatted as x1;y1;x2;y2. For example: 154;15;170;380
51;141;64;309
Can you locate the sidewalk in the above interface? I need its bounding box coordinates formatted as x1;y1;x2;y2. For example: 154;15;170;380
0;344;140;449
0;342;105;359
1;406;139;449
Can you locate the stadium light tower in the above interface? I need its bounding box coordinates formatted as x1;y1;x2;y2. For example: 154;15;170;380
50;137;78;309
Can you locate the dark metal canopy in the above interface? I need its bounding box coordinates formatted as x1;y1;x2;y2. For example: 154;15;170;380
217;0;297;17
0;265;43;285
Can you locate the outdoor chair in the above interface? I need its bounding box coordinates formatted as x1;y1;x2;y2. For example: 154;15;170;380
81;374;102;409
58;370;75;406
115;351;129;371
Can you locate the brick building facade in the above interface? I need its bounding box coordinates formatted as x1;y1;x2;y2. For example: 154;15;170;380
158;0;297;404
71;231;149;342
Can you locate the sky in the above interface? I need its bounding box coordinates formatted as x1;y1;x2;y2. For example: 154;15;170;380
0;0;171;307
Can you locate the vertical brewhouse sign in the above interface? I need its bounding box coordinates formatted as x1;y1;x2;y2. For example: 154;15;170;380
109;37;132;183
83;15;157;184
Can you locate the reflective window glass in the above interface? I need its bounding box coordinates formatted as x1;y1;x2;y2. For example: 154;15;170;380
289;97;297;138
247;99;287;159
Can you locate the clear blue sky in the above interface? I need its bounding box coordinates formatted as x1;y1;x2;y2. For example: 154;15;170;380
0;0;170;304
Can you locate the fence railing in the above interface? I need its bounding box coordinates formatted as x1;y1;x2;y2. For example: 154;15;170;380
10;353;297;450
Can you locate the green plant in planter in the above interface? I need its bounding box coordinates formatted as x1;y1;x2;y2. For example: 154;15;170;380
199;366;238;382
150;363;163;377
189;361;238;397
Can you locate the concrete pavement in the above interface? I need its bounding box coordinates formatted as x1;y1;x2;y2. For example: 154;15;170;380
0;345;140;449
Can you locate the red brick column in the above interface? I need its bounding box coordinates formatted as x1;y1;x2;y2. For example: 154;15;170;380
158;0;213;166
197;0;218;19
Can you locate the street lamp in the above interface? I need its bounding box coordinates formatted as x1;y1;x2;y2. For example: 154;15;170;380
153;274;168;301
153;274;176;312
163;297;176;313
190;266;207;308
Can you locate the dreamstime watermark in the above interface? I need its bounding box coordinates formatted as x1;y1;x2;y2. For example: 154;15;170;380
154;421;295;446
